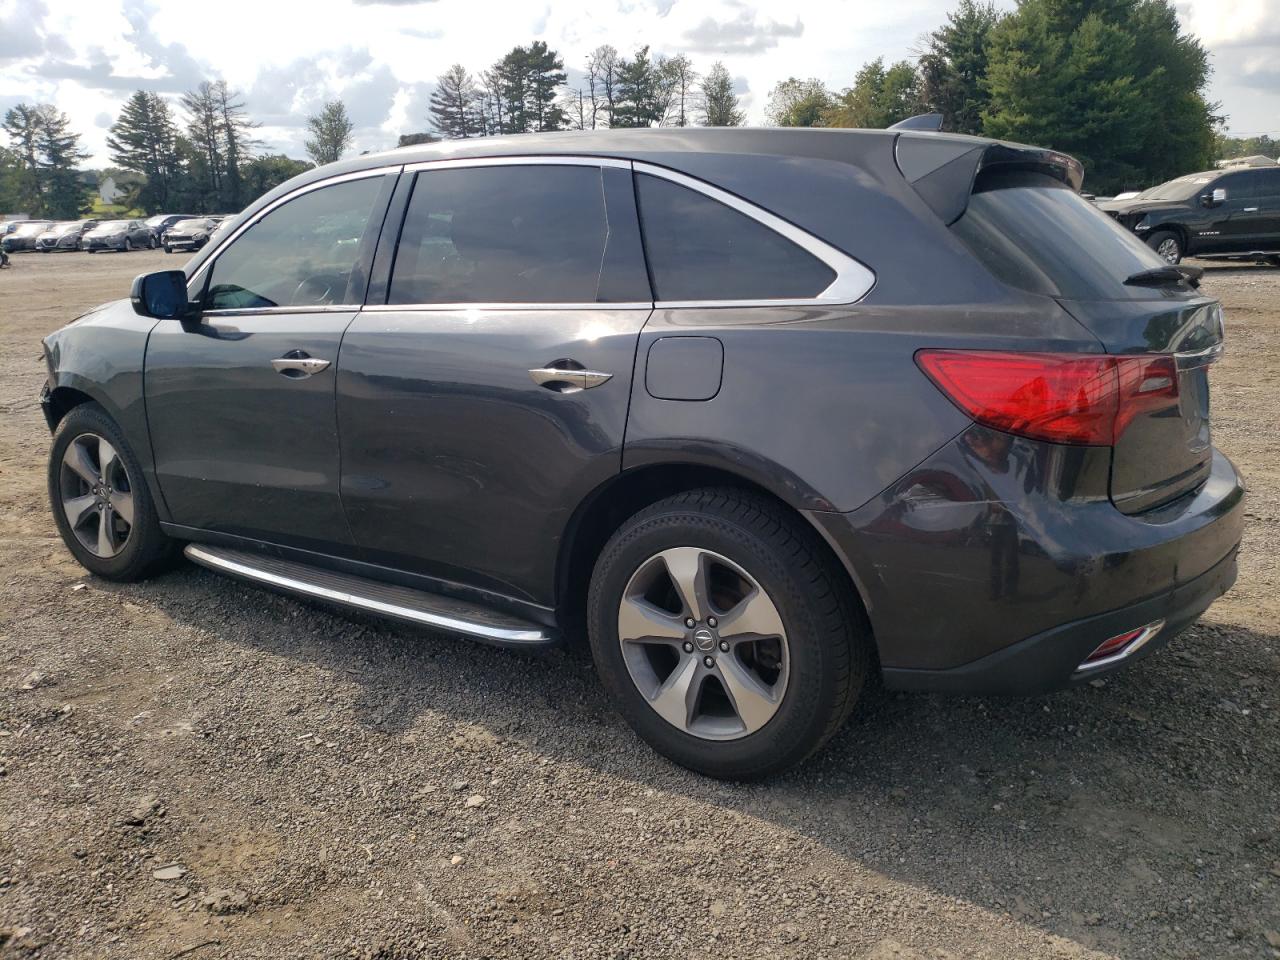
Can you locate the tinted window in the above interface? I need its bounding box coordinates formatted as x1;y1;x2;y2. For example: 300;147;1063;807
952;171;1172;301
636;174;834;301
1221;172;1256;201
389;165;608;304
1258;170;1280;199
205;176;385;310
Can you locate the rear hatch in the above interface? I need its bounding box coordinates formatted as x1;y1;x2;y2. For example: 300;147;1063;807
924;155;1223;513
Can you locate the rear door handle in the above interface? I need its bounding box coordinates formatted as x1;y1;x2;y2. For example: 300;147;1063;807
1243;207;1259;212
529;363;613;392
272;351;331;379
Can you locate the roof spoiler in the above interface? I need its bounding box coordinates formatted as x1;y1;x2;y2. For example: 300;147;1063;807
895;135;1086;225
888;113;944;132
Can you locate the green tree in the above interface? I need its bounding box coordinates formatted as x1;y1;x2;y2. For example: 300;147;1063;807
304;99;355;163
658;54;698;127
242;154;313;199
1214;132;1279;162
765;78;833;127
701;62;745;127
1;104;44;214
429;66;482;139
0;146;24;213
983;0;1216;193
489;42;567;134
20;104;90;219
107;90;182;213
827;58;924;128
918;0;1003;134
613;46;664;128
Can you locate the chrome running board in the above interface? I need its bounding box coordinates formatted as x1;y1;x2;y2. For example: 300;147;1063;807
183;544;557;648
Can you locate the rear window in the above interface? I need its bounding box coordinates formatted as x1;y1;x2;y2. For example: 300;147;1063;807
952;171;1173;301
636;173;835;302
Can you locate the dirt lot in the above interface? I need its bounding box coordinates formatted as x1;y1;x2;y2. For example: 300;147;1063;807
0;249;1277;960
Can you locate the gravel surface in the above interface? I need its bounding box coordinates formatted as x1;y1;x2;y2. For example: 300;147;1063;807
1;249;1278;959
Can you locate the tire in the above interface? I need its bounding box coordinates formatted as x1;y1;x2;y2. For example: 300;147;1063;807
164;245;173;254
149;235;157;249
48;403;177;582
123;237;133;252
1146;229;1183;264
587;488;869;780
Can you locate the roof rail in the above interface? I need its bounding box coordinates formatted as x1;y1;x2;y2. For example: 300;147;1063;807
889;113;945;132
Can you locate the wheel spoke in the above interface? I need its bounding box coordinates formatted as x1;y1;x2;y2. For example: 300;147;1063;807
647;654;701;730
108;489;134;527
65;440;99;484
97;506;116;555
63;494;97;529
717;586;785;642
659;547;710;622
618;595;686;644
97;439;120;485
717;655;781;734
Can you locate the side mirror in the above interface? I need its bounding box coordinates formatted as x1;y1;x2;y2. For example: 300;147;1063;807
1203;187;1226;207
130;270;200;323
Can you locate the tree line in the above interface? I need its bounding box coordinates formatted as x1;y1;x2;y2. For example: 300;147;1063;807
0;0;1268;217
764;0;1223;194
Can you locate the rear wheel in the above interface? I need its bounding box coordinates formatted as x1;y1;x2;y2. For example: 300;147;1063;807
48;404;176;581
1146;229;1183;264
587;488;869;780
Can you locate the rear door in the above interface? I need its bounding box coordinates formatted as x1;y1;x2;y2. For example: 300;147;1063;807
336;159;652;605
146;170;397;551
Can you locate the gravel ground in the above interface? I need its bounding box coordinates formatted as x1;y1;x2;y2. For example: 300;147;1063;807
1;249;1278;960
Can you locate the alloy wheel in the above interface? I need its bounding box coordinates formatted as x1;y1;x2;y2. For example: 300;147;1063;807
1156;238;1180;263
58;433;135;558
617;547;790;740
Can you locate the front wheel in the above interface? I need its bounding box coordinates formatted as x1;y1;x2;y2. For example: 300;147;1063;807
1146;229;1183;264
587;488;869;780
48;403;177;581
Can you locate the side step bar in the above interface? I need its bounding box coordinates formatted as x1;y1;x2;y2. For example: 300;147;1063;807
183;544;557;649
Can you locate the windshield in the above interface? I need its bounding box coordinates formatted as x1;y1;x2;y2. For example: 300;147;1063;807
1135;173;1218;202
952;171;1174;301
14;222;50;237
97;220;131;231
145;215;169;227
174;219;210;230
52;223;81;235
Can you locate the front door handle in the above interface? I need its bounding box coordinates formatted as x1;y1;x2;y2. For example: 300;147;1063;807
529;362;613;393
1243;206;1259;212
272;351;331;379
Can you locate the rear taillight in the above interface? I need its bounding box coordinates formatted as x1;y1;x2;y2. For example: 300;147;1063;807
915;350;1180;446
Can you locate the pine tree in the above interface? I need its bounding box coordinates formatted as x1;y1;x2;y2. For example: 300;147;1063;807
1;104;44;214
489;42;567;134
612;46;663;128
701;63;745;127
429;66;481;139
213;81;256;210
983;0;1216;192
34;105;90;219
918;0;1003;134
107;91;182;212
305;99;355;163
181;83;225;210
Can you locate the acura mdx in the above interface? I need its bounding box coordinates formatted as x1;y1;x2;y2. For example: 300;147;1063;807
40;129;1245;778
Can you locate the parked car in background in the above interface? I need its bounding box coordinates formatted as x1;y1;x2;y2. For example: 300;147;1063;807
208;216;239;244
1098;165;1280;265
36;221;99;252
162;218;217;253
82;220;156;253
1;220;54;253
144;214;197;242
39;128;1244;778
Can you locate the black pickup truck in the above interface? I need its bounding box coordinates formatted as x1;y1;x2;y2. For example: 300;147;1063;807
1098;165;1280;265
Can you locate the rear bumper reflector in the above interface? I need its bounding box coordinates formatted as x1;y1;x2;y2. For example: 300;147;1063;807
1075;619;1166;672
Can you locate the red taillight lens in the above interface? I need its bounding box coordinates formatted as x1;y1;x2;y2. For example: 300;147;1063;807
915;350;1180;446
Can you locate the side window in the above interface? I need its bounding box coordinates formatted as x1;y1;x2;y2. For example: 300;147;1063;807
1220;172;1254;201
1254;170;1280;200
389;165;608;304
205;176;386;311
635;173;835;302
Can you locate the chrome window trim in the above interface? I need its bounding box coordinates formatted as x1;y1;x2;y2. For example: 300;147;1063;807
402;155;631;173
186;164;404;295
201;305;362;318
364;302;653;313
632;161;876;308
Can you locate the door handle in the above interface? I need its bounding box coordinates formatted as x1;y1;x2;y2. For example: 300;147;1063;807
529;362;613;392
1243;207;1259;212
271;351;331;379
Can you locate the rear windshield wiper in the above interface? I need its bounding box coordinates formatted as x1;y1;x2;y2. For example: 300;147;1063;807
1124;264;1203;288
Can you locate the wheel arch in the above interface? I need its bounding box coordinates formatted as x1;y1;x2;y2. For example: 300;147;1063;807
555;460;875;651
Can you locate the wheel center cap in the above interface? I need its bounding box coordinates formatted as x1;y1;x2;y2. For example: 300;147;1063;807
692;627;716;652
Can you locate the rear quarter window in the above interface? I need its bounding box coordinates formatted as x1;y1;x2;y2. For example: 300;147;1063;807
951;171;1174;301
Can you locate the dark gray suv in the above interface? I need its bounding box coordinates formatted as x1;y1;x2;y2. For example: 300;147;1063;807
39;129;1245;778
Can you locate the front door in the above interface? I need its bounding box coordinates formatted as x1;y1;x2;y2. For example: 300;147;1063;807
337;160;653;605
146;171;396;551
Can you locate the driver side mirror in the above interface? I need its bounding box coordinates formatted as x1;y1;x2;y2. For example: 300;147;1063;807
131;270;200;324
1203;187;1227;207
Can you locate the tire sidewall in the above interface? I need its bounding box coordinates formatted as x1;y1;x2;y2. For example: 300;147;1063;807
48;404;171;581
588;504;847;779
1146;229;1183;264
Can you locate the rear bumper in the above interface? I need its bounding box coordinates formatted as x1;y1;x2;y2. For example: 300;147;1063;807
880;543;1238;694
809;426;1246;692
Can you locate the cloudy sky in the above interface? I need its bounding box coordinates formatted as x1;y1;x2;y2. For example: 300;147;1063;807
2;0;1277;167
